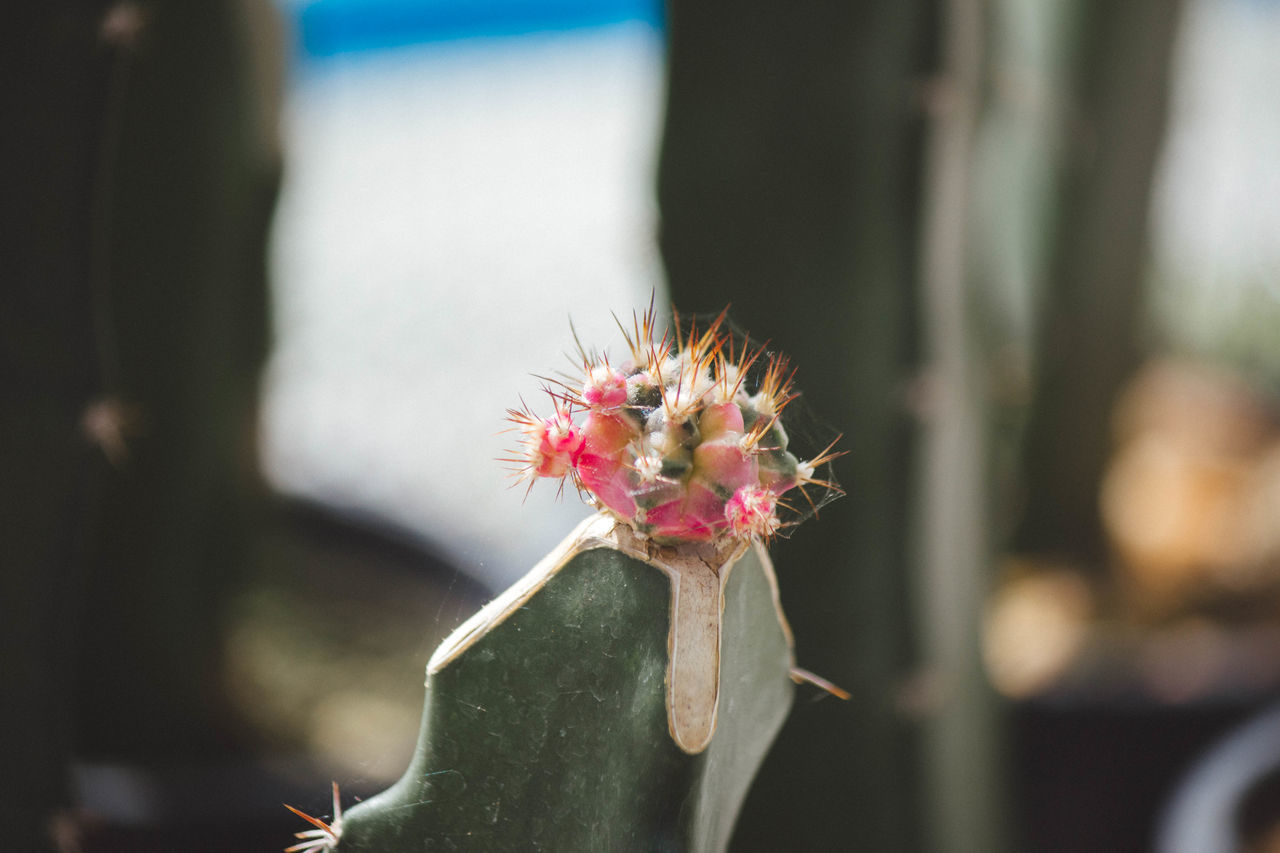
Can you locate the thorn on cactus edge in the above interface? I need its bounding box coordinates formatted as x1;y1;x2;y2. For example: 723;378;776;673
284;782;343;853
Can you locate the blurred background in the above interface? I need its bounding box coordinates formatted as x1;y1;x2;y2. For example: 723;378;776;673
8;0;1280;850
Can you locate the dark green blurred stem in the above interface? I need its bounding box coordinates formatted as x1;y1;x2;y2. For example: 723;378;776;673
2;4;281;844
914;0;1006;850
1012;0;1185;568
3;4;123;848
657;2;936;849
72;1;284;761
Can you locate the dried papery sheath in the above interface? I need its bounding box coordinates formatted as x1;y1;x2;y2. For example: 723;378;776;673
503;303;845;545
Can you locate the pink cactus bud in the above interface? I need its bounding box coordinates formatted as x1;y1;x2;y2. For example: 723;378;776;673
632;475;682;510
725;485;781;540
581;411;636;457
582;366;629;410
519;411;582;479
644;498;715;541
684;480;729;529
698;401;744;441
573;412;639;518
692;438;758;494
577;452;637;519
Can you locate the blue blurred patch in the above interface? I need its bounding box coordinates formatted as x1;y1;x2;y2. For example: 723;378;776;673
295;0;664;56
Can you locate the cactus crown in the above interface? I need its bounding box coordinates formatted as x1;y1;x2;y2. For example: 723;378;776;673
503;302;844;545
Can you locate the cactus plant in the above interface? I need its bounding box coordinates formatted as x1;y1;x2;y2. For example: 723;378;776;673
287;305;842;852
504;304;842;545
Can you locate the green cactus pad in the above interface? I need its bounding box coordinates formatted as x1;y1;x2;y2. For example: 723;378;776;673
333;515;795;851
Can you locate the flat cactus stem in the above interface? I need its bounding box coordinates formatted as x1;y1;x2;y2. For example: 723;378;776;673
333;514;795;851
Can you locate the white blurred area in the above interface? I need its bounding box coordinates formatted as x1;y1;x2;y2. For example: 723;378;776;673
1151;0;1280;355
262;23;667;589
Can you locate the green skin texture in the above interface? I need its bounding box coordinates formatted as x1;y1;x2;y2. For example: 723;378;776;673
336;539;794;852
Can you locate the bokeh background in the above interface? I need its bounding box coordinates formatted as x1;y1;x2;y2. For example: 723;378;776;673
8;0;1280;850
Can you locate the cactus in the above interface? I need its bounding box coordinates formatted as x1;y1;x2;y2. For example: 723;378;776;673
287;306;841;852
505;304;842;545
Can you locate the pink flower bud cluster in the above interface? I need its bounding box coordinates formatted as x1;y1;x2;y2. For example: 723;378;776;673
504;307;842;545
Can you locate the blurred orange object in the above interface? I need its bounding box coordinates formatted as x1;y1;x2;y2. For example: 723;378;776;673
1102;359;1280;618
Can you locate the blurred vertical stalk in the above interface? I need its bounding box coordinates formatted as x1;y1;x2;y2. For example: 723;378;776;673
658;2;935;849
1012;0;1186;568
3;6;117;848
914;0;1007;850
72;1;284;762
2;4;281;846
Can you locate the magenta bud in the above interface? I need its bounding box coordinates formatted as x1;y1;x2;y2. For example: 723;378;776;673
522;412;582;479
582;366;629;410
698;401;744;440
581;411;636;457
725;485;781;539
576;452;637;519
692;438;758;494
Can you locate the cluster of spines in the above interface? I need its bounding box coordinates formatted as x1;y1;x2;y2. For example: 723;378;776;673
284;782;343;853
502;304;842;544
